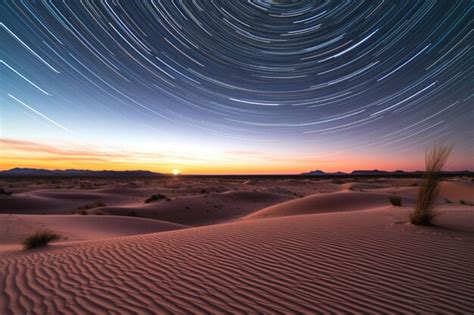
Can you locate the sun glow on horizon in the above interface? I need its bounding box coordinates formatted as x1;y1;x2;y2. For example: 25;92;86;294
1;138;472;175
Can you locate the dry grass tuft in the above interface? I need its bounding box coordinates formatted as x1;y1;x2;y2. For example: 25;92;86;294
389;195;402;207
410;144;452;225
74;201;106;214
145;194;167;203
23;230;59;250
0;188;12;195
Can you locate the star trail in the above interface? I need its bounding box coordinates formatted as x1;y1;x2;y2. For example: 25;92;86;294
1;1;473;173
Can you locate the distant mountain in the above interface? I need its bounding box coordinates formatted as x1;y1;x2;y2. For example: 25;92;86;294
351;169;390;175
301;170;325;176
302;169;472;176
301;170;348;176
0;168;164;177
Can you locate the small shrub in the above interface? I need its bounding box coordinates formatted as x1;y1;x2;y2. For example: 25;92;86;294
23;230;59;250
410;144;451;225
0;188;11;196
127;210;137;217
459;200;474;206
145;194;167;203
75;201;105;213
444;198;452;204
389;195;402;207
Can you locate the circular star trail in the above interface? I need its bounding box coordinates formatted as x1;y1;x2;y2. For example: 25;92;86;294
1;0;473;164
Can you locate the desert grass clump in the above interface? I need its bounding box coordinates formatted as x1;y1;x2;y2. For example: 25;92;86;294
389;195;402;207
145;193;167;203
76;201;105;211
74;201;106;214
459;200;474;206
23;230;59;250
0;188;11;195
410;144;452;225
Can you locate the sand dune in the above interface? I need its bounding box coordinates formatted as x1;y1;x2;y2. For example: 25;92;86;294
365;180;474;204
0;189;131;214
1;206;473;314
0;214;186;246
241;178;341;195
93;190;291;226
0;194;68;214
244;191;395;220
1;177;473;313
440;180;474;202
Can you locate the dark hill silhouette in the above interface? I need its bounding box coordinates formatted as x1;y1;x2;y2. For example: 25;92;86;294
0;168;164;177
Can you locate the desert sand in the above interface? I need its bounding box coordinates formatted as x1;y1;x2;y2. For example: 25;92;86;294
0;176;473;313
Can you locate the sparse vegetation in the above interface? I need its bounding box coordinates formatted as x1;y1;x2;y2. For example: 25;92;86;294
389;195;402;207
145;194;167;203
0;188;11;196
23;230;59;250
444;198;452;204
459;200;474;206
74;201;106;214
410;144;452;225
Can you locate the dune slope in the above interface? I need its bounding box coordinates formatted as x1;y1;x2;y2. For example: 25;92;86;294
94;190;291;226
1;207;473;314
0;214;186;245
0;189;131;214
244;191;392;220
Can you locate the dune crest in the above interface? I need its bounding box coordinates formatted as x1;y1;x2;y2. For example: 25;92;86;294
244;191;393;220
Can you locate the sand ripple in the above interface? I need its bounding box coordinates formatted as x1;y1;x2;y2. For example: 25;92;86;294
1;208;473;314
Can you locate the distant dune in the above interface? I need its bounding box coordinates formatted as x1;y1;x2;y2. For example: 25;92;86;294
92;190;291;226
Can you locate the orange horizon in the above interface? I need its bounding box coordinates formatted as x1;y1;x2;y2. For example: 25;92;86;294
1;137;472;175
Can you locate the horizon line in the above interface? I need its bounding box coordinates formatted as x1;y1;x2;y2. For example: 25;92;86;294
1;167;473;176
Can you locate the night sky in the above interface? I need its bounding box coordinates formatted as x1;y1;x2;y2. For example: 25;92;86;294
1;1;473;174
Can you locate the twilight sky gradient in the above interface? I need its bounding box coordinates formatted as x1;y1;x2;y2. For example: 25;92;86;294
1;1;473;174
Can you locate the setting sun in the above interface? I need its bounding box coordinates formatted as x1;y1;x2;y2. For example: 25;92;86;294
172;169;180;175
